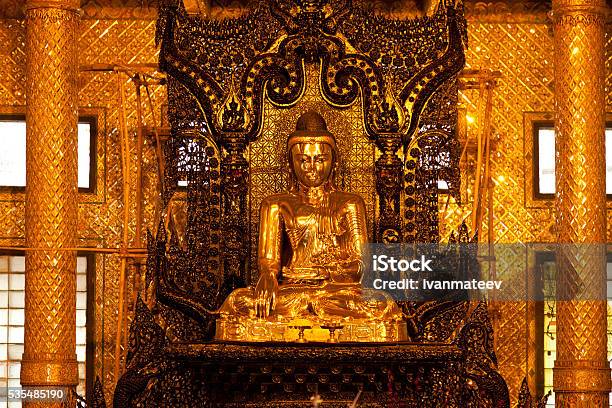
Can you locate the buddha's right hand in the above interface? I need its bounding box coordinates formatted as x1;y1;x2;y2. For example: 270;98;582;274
254;272;279;318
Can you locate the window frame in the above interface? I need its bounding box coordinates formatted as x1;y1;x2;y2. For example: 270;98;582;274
0;114;27;194
532;121;556;200
534;249;612;405
531;118;612;201
83;252;95;399
0;114;98;194
533;250;555;398
78;116;99;194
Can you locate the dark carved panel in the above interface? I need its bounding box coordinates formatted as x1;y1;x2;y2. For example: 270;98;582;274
155;1;467;308
156;0;467;143
516;378;551;408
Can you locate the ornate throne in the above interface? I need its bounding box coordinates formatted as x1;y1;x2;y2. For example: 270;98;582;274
110;0;514;406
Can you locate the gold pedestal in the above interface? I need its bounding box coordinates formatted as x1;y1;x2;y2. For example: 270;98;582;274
215;317;408;343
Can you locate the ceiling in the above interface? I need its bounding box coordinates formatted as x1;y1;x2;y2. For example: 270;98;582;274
1;0;604;23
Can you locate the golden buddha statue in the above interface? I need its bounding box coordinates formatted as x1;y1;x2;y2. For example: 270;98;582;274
216;111;406;342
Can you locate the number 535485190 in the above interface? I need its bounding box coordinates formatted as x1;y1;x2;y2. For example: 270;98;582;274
3;387;66;401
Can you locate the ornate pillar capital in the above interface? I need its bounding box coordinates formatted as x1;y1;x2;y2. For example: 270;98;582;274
25;0;80;12
550;0;607;25
554;359;611;393
19;357;78;386
552;0;606;9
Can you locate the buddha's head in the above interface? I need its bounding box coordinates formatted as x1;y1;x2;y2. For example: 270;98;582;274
287;111;338;189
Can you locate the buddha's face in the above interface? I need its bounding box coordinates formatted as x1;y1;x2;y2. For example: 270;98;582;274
290;142;333;188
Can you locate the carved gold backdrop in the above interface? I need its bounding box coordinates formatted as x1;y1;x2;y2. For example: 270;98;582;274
0;1;609;405
249;64;376;283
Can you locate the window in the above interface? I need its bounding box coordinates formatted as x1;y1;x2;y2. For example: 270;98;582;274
536;252;612;407
0;116;97;192
0;254;93;401
417;144;453;193
0;121;26;188
534;124;612;198
176;137;210;188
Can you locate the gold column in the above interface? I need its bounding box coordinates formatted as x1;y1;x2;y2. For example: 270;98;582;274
552;0;610;406
21;0;80;404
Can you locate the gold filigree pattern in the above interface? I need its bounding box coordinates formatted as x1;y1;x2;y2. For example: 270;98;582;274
21;0;80;395
69;19;165;399
0;0;158;19
76;19;165;397
440;22;558;403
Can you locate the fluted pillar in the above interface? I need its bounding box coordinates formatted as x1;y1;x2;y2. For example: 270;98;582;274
21;0;80;405
552;0;609;406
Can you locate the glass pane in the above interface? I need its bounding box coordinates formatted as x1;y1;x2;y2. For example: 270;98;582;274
77;256;88;274
7;327;22;344
7;362;19;379
76;328;86;345
76;345;86;362
8;274;23;291
0;120;92;189
0;255;89;398
0;121;26;187
9;257;24;273
7;293;23;309
0;257;8;272
78;123;91;189
76;292;87;310
76;309;86;327
7;310;22;327
606;128;612;195
538;128;556;195
77;275;87;292
7;344;22;360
